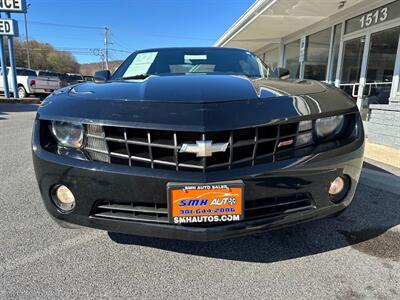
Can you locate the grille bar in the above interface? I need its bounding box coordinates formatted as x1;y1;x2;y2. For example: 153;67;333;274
173;133;178;171
97;204;168;214
95;211;169;223
245;198;310;211
94;202;169;224
83;122;301;171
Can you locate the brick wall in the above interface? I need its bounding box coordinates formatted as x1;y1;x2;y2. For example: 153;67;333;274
365;104;400;148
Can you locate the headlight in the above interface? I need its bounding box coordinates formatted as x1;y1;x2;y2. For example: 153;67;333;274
51;121;84;148
315;115;344;141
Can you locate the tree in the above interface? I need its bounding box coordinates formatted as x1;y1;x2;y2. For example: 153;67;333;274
1;38;80;73
46;51;80;73
80;60;123;76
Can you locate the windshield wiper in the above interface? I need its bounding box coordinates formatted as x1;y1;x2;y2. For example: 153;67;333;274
121;73;151;80
243;73;261;79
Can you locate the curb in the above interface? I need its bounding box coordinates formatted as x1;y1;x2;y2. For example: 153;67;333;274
365;141;400;169
360;168;400;195
0;98;41;104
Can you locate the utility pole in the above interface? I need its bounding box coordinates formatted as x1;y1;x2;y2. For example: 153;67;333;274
24;3;31;69
104;26;109;70
5;12;18;98
89;48;106;70
0;13;10;98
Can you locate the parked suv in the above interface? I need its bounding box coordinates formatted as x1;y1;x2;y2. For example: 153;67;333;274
0;67;61;98
66;73;84;85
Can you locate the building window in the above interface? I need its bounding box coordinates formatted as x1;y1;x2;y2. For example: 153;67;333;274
365;26;400;106
303;28;331;81
339;37;365;100
329;23;342;82
341;37;365;83
264;48;279;70
398;79;400;96
284;40;300;79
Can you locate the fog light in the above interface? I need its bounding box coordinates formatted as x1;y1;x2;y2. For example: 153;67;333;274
51;185;75;212
329;177;345;195
329;176;351;204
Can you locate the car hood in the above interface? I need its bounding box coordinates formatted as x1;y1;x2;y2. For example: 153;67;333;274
38;74;357;131
67;74;327;103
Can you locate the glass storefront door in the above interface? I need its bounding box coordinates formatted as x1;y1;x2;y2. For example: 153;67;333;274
339;37;365;100
364;27;400;107
338;26;400;120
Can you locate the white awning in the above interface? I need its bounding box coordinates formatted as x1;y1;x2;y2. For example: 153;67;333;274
215;0;365;51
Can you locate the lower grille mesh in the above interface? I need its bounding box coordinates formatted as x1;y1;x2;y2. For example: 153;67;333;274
93;202;169;223
245;193;313;220
92;193;313;225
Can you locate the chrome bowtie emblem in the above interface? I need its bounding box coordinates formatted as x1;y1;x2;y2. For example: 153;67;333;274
180;140;229;157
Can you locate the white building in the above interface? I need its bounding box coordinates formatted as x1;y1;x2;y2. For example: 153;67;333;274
216;0;400;148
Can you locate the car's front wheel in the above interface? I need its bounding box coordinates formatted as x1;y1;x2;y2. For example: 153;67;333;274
18;86;29;99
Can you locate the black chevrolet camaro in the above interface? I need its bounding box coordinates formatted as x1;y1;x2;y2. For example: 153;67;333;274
32;47;364;241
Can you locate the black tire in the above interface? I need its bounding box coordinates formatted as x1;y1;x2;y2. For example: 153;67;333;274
17;86;28;99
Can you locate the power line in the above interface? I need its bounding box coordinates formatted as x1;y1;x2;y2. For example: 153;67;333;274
14;48;96;56
112;31;215;42
14;46;129;55
109;48;132;54
24;20;104;30
27;34;101;42
111;39;132;52
110;33;133;51
54;47;98;51
127;32;215;41
16;18;216;41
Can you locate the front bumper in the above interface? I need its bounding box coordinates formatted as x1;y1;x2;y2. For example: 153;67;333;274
32;120;364;241
29;88;56;95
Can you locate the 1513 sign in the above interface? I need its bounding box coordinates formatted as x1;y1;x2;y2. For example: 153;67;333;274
345;1;400;34
359;7;388;28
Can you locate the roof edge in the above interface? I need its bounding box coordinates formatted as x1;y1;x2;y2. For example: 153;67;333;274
214;0;276;47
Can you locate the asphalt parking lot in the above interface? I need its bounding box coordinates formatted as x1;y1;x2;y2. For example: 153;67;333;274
0;103;399;299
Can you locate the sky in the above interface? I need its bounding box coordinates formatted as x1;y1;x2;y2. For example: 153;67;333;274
11;0;255;64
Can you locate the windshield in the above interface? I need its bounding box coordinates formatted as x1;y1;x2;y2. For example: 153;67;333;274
39;71;58;77
113;48;270;80
16;69;37;77
58;73;69;81
68;75;83;81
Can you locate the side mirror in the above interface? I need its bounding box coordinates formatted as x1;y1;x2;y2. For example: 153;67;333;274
273;67;290;80
94;70;111;82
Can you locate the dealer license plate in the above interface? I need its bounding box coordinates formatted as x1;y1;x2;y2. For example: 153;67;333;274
168;181;244;224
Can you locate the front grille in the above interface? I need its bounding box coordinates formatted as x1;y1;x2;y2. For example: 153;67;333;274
83;122;300;172
91;193;313;225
